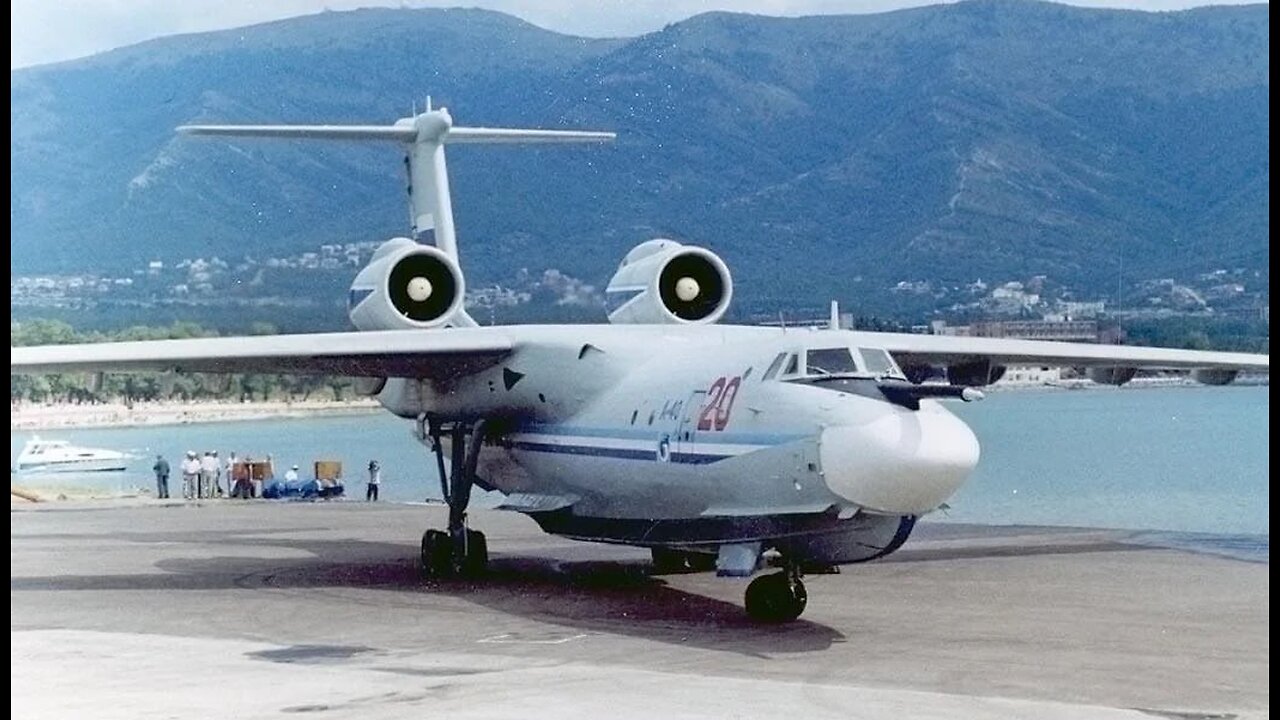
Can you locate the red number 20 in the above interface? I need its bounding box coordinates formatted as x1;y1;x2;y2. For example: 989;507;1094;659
697;376;741;432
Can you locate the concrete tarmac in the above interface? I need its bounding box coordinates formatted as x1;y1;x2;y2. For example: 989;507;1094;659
10;500;1269;719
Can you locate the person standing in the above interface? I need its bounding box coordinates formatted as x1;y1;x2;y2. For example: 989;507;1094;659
181;451;200;500
366;460;381;502
199;451;216;499
257;454;275;499
212;451;225;497
237;455;255;499
152;454;170;499
227;452;242;498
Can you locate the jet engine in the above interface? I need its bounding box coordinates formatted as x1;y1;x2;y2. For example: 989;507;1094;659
605;239;732;324
347;238;465;331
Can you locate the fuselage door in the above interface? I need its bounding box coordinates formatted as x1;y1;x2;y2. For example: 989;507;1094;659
673;390;707;460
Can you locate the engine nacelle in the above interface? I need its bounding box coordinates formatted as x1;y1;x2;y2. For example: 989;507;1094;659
347;238;465;331
605;239;733;324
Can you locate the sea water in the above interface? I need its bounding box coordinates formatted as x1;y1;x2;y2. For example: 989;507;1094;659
11;386;1268;542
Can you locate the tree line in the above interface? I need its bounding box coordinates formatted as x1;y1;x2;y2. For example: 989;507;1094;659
11;319;355;404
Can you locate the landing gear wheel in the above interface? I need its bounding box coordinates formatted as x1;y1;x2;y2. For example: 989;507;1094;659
744;572;808;623
421;419;491;581
419;529;452;580
460;529;488;577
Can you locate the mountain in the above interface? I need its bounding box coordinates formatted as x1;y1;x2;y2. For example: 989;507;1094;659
10;1;1270;315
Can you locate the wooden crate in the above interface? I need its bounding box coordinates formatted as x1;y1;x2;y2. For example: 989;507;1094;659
232;461;273;481
314;460;342;481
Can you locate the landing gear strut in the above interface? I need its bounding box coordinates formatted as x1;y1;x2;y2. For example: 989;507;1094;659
744;564;807;623
417;417;489;579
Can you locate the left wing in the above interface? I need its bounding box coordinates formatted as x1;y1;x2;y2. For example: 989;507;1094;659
867;332;1269;372
11;328;514;379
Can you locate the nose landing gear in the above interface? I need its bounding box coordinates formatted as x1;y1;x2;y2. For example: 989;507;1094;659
417;417;490;579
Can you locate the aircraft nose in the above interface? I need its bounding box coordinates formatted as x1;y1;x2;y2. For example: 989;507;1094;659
819;405;980;515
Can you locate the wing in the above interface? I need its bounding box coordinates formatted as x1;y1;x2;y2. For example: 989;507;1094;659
11;328;514;379
868;332;1269;372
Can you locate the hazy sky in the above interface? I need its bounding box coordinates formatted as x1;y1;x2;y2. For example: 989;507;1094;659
10;0;1265;68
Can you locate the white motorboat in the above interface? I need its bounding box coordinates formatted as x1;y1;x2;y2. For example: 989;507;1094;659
13;436;131;474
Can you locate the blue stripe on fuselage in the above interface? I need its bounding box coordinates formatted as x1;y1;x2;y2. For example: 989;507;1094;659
508;441;730;464
518;423;806;446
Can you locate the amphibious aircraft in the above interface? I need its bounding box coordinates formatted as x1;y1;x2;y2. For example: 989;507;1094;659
11;106;1269;622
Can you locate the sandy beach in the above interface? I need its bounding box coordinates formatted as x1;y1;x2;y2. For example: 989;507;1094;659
10;398;382;430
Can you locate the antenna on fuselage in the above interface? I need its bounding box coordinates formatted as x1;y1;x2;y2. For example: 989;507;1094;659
778;311;787;331
829;301;839;330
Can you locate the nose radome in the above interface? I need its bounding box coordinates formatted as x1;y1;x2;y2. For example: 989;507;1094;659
819;404;980;515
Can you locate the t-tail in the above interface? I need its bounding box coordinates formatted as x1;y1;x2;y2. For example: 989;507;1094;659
178;106;614;329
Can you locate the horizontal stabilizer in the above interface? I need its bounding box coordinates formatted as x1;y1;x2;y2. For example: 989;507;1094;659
178;120;614;145
446;127;615;144
178;125;417;141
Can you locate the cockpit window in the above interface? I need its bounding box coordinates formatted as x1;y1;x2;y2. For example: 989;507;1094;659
762;352;787;381
859;347;899;377
806;348;860;375
782;353;799;376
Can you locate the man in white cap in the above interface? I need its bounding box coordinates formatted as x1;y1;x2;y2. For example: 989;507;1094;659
180;451;200;500
284;464;300;484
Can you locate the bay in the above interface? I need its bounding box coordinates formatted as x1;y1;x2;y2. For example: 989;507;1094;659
11;386;1269;538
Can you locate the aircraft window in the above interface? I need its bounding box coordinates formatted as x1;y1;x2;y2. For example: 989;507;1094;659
630;410;638;425
806;348;859;375
859;348;900;377
762;353;787;381
783;354;799;376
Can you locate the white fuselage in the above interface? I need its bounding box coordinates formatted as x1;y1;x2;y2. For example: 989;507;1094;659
375;324;980;523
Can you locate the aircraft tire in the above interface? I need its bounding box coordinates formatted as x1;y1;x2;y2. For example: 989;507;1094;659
744;573;808;623
419;529;452;579
461;530;488;577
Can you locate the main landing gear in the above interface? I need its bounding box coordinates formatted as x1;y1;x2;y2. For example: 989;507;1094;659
744;565;808;623
417;417;490;579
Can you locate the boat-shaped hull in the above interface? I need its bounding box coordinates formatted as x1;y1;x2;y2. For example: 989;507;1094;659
14;456;130;474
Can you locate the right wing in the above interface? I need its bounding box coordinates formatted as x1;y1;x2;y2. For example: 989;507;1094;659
870;332;1270;372
11;328;514;380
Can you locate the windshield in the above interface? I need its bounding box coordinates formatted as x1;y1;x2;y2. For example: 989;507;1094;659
806;348;860;375
859;347;903;378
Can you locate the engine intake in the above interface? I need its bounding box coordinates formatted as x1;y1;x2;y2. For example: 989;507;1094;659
348;238;465;331
606;239;732;325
